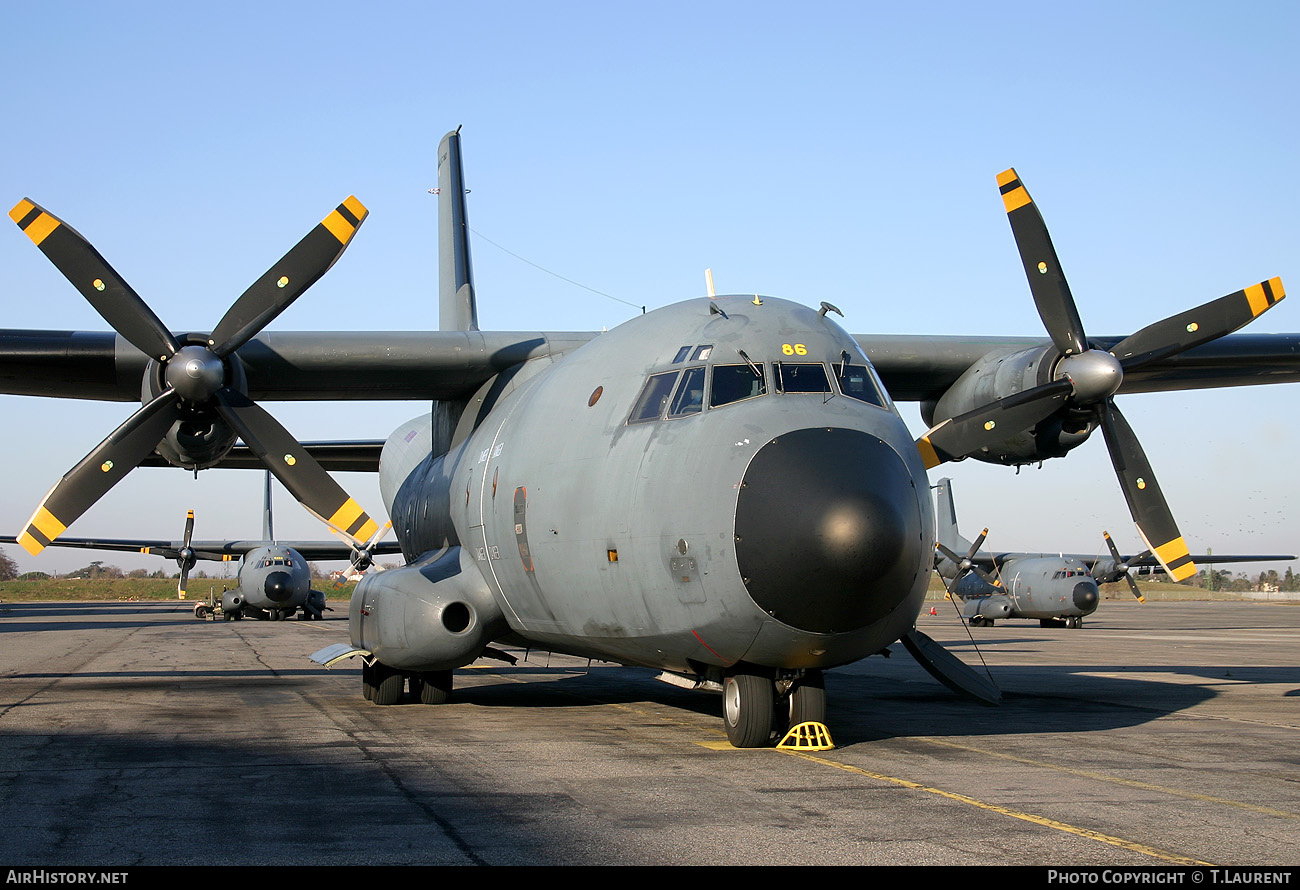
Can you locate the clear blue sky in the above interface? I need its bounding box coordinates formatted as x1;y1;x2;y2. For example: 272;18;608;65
2;1;1297;576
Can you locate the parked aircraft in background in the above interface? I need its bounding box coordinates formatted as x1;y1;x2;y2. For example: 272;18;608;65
933;478;1294;627
2;474;399;620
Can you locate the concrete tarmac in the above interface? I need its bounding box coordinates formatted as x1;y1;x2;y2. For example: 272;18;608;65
0;598;1297;865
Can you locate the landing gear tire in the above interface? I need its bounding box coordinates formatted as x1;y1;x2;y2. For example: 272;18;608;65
722;670;775;748
786;669;826;727
775;669;826;738
970;615;991;627
418;670;453;705
362;662;375;701
1066;616;1081;629
371;662;404;706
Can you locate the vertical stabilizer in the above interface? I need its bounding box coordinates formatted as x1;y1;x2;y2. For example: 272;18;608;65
933;477;974;555
438;127;478;332
263;471;275;544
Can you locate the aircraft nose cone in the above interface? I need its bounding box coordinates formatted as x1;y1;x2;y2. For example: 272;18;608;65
734;428;925;634
264;570;294;602
1073;580;1099;613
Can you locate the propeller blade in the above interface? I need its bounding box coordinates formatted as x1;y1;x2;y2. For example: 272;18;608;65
997;169;1089;357
177;510;196;595
9;199;180;362
916;378;1073;468
212;389;379;547
935;542;965;567
16;390;180;555
209;197;369;357
1110;278;1286;370
1097;400;1196;582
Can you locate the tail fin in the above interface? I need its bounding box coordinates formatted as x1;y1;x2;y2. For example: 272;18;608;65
262;471;275;543
933;477;974;555
438;126;478;332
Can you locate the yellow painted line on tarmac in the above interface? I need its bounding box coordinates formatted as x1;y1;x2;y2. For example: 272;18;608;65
917;736;1299;821
775;747;1212;866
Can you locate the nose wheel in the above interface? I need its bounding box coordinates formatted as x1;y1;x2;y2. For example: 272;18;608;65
722;670;775;748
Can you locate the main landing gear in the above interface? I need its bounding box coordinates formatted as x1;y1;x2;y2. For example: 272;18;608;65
722;668;826;748
362;662;454;706
1040;616;1083;628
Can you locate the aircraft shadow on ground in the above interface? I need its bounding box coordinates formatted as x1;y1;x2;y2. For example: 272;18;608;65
0;726;617;865
825;658;1300;745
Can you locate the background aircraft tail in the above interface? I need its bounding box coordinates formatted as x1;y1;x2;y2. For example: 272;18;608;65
262;471;276;543
933;477;975;556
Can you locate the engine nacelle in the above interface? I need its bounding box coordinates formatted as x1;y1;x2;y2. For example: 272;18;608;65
922;345;1095;465
140;334;246;470
960;594;1014;621
350;546;506;672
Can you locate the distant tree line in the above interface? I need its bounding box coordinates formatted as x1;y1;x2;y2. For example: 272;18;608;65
1187;567;1300;592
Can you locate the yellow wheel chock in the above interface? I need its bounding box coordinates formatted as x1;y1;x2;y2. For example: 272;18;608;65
776;721;834;750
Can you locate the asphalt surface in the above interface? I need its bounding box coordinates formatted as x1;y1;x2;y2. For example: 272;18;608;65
0;598;1297;865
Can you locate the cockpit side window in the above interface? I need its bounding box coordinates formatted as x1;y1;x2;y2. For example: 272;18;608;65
628;371;680;424
776;362;831;394
667;366;705;418
711;364;767;407
837;363;887;407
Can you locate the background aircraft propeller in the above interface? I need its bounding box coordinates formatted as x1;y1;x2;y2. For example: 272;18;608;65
1093;531;1148;603
920;170;1285;582
10;197;380;555
935;527;998;592
176;510;198;596
334;521;395;589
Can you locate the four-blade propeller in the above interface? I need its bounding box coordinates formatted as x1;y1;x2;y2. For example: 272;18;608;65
333;520;395;589
1094;531;1147;603
919;169;1286;581
10;197;380;555
935;528;999;594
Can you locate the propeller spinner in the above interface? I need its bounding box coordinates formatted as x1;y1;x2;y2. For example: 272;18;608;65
11;197;380;555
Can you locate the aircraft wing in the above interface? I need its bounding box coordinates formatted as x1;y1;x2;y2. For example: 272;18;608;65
0;534;403;562
1113;553;1296;570
4;329;1300;404
967;550;1295;574
139;441;385;472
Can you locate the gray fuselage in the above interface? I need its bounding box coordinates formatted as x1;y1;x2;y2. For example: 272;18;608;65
229;544;313;614
954;556;1100;621
367;296;936;676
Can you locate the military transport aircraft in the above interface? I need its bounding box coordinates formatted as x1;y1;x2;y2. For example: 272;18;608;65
932;478;1295;628
1;473;400;620
3;128;1298;746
